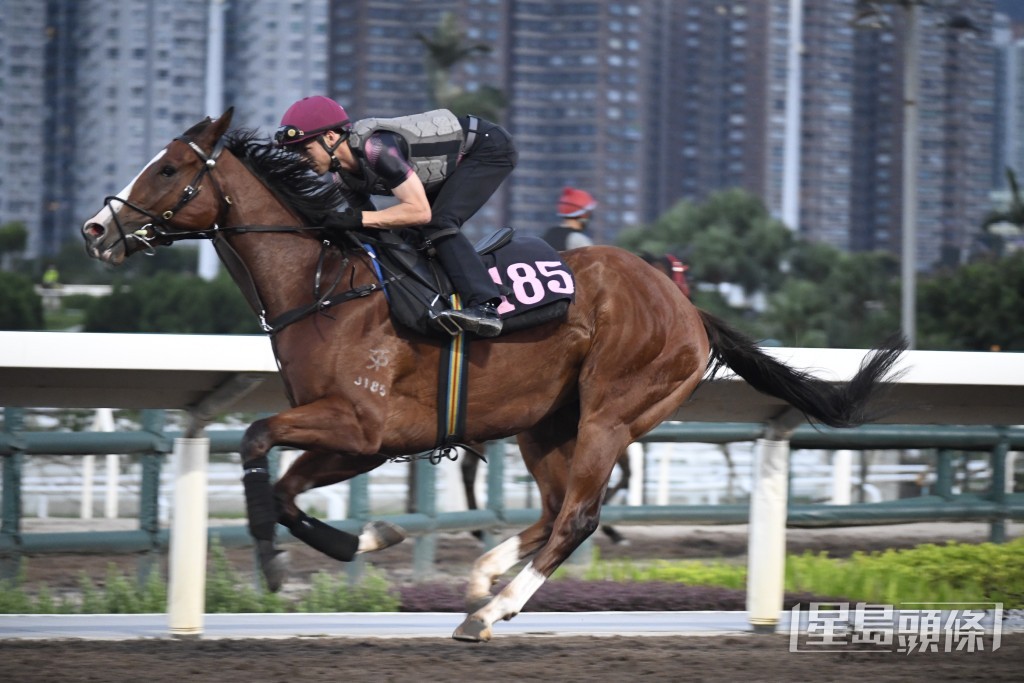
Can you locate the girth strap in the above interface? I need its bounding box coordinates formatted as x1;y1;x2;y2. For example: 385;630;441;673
436;295;471;451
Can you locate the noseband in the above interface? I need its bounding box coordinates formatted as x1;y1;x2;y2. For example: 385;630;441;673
101;134;231;254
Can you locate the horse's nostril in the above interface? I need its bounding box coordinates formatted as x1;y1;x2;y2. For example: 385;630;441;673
85;223;104;238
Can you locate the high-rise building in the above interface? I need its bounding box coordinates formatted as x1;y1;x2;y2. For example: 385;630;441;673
844;1;996;268
0;1;48;257
69;0;209;243
223;0;330;132
40;1;79;258
1;0;1003;274
993;10;1024;193
648;1;771;222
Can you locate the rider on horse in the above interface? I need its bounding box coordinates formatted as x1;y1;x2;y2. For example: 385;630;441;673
275;96;517;337
542;187;597;251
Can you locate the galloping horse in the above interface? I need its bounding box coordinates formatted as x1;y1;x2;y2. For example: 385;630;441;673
82;110;905;641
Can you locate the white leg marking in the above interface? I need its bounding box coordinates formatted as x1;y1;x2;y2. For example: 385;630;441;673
356;526;381;553
473;562;547;625
466;535;521;600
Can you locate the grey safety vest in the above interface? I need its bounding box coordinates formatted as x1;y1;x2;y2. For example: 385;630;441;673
345;109;464;195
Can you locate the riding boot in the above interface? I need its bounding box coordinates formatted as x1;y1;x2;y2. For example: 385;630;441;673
430;231;503;337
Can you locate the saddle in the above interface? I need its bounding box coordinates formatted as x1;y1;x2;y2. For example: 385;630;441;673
354;227;575;338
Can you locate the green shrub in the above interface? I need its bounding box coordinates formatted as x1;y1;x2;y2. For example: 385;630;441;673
205;537;285;613
785;538;1024;608
296;567;400;613
582;558;746;591
582;537;1024;609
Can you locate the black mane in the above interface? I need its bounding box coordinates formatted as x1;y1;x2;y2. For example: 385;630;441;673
223;128;347;222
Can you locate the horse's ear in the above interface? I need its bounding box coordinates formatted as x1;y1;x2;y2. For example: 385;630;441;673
201;107;234;145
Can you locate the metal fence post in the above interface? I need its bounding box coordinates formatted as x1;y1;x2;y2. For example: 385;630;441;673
1;408;25;581
935;449;954;500
137;409;167;583
346;473;370;582
412;456;437;576
989;438;1009;544
483;440;506;550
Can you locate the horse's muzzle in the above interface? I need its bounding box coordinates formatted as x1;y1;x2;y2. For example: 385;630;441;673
82;221;126;265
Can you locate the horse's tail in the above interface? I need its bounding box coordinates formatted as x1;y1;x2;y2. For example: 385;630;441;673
698;310;907;428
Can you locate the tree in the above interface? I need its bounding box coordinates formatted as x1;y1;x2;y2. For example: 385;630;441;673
917;252;1024;351
83;272;260;334
0;221;28;270
619;189;902;348
0;271;43;330
763;245;899;348
618;189;794;293
416;13;507;122
978;167;1024;259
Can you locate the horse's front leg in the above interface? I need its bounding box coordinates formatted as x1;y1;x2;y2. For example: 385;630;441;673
240;406;401;591
275;450;404;559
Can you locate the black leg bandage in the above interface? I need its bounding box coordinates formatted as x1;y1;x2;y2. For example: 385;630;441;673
285;512;360;562
242;457;277;542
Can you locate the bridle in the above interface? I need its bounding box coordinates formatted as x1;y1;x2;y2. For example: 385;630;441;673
101;131;398;336
100;134;233;255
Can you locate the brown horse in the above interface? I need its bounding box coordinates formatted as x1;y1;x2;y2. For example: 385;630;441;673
82;109;905;642
460;443;631;544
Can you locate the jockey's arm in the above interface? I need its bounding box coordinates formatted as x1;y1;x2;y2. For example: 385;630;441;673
360;172;432;230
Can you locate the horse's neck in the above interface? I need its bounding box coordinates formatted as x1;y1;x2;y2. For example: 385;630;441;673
217;157;330;318
216;154;381;332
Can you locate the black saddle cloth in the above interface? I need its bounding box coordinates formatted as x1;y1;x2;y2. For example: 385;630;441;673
356;228;575;338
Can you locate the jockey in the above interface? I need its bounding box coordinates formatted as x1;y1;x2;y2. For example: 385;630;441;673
542;187;596;251
275;96;517;338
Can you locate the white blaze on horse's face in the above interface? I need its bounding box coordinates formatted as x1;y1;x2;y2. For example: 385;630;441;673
82;150;167;265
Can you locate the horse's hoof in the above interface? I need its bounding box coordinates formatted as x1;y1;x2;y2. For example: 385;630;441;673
465;595;492;614
357;520;407;554
257;542;289;592
452;617;492;643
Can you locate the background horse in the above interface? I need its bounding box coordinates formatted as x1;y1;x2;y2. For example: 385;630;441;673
640;251;691;298
81;109;905;642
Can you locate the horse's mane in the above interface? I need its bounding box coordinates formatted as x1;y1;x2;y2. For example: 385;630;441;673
222;128;349;222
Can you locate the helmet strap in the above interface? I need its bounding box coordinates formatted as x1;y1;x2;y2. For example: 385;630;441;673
317;131;349;173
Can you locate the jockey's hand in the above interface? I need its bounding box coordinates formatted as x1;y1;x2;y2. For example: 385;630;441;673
321;207;363;232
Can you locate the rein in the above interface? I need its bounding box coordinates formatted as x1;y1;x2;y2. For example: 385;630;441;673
108;133;406;335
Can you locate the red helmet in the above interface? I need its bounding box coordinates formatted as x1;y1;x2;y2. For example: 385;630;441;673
275;96;350;146
556;187;597;218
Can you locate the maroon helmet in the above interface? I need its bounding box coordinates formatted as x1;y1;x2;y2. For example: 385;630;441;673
275;96;350;146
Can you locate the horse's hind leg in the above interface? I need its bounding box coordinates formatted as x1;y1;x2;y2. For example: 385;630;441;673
464;438;569;614
460;414;574;624
455;352;703;641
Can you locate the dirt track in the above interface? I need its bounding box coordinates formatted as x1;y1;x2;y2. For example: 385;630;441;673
2;634;1021;682
4;521;1021;682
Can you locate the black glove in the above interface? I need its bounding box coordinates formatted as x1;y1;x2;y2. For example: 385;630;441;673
321;207;363;232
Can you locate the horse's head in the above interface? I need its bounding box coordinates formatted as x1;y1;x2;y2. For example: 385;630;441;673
82;108;235;265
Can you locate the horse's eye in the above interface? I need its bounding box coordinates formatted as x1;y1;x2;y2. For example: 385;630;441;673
159;165;177;177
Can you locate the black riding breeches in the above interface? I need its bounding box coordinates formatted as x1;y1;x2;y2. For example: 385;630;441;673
428;118;518;307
